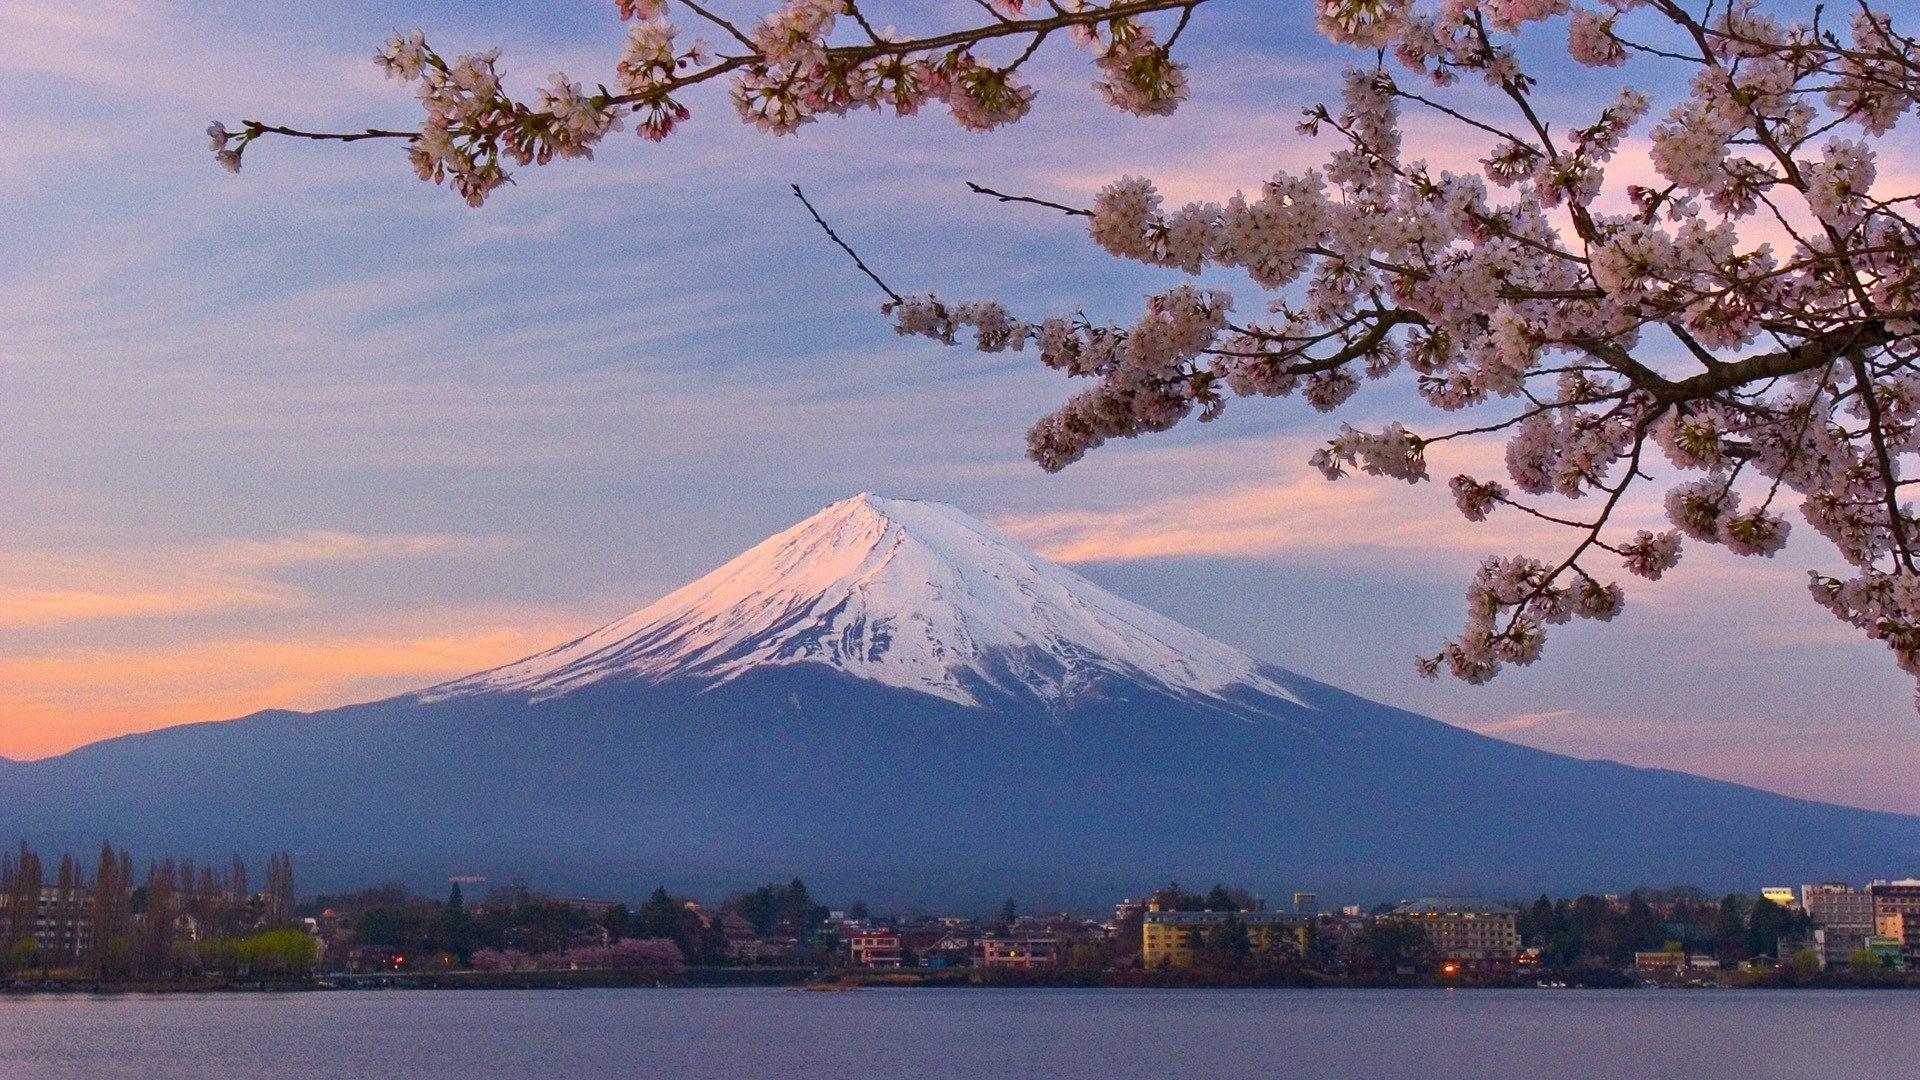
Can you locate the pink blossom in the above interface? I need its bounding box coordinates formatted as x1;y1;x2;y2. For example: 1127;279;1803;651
1450;475;1507;521
1619;531;1683;580
1567;8;1625;67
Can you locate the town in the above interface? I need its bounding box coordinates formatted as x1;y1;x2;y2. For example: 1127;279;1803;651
3;842;1917;991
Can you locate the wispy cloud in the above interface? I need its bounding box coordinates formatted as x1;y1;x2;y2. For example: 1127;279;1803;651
991;435;1579;571
0;531;515;628
1469;709;1576;736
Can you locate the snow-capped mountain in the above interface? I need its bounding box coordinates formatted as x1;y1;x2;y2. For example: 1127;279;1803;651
423;493;1303;712
2;494;1915;907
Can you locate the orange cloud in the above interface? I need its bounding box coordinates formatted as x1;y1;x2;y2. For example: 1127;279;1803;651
0;530;514;628
0;530;546;758
0;618;586;760
0;583;291;626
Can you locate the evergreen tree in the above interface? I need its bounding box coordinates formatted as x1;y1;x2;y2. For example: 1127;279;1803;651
441;882;475;961
1715;895;1749;960
1746;898;1792;960
602;903;634;942
1203;916;1252;964
1621;894;1665;959
729;879;830;935
1351;919;1430;973
1519;895;1555;945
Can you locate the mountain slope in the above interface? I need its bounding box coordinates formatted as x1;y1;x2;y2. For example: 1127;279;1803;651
422;494;1300;712
2;494;1914;907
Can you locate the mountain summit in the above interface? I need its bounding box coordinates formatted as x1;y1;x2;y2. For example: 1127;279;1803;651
2;495;1915;906
425;493;1299;712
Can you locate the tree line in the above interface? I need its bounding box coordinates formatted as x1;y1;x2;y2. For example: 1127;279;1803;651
334;876;834;970
1;840;310;980
1515;888;1811;967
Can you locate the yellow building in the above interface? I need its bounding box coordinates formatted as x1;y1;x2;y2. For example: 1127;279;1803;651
1869;880;1920;965
1141;905;1303;967
1876;911;1905;942
1633;949;1685;973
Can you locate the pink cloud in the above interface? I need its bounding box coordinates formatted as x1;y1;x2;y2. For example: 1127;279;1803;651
1468;708;1576;735
991;435;1576;571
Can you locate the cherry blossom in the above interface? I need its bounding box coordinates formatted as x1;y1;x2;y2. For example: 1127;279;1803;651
222;0;1920;705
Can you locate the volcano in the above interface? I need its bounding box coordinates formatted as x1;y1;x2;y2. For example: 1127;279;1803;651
3;494;1914;906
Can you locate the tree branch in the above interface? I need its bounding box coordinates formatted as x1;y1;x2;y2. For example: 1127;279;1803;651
791;184;902;303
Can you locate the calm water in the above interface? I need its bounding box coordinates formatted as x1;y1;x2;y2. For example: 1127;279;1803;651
1;987;1914;1079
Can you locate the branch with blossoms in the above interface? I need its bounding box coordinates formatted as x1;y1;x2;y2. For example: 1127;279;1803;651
209;0;1203;204
846;0;1920;699
224;0;1920;709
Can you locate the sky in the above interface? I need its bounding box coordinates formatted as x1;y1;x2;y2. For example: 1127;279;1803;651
2;0;1916;815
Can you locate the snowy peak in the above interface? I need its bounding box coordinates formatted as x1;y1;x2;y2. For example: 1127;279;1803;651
422;493;1303;710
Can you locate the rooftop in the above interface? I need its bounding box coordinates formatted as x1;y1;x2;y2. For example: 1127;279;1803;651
1393;897;1517;916
1143;909;1296;925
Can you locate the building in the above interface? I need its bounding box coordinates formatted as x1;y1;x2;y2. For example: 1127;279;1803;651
0;883;93;963
1140;906;1302;967
846;927;903;968
1292;892;1319;918
1760;886;1797;910
1865;935;1906;970
1809;926;1871;969
1805;883;1874;928
1392;898;1520;969
1868;880;1920;966
1804;884;1876;968
708;911;766;959
1632;949;1717;976
894;926;950;960
977;936;1063;970
1633;949;1685;974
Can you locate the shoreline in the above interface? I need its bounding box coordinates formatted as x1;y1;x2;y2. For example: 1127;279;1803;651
7;969;1917;995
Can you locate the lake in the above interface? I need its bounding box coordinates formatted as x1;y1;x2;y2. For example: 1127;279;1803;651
1;987;1913;1078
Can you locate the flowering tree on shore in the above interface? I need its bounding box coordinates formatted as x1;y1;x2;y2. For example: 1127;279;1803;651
218;1;1920;702
470;937;684;972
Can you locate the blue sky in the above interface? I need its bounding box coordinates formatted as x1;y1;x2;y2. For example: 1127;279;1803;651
3;0;1915;814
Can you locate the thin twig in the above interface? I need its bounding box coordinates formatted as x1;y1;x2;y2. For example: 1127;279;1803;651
965;181;1092;217
791;184;902;302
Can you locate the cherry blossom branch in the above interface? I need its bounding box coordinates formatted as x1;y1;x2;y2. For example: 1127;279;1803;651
213;0;1207;188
